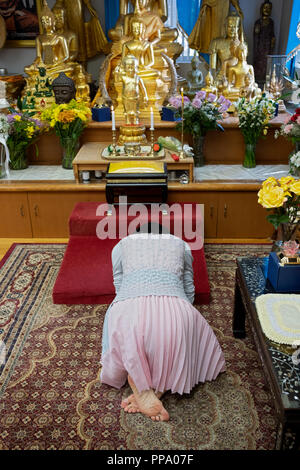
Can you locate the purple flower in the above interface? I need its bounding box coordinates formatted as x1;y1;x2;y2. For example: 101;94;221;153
183;96;191;105
7;113;20;123
169;96;182;109
195;90;206;100
217;95;226;105
207;93;217;103
218;99;232;113
192;98;203;109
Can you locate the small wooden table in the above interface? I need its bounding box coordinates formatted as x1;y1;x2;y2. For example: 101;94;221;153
72;142;194;183
233;257;300;450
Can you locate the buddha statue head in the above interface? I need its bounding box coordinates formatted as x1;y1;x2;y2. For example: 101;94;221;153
261;0;272;18
236;42;248;62
225;14;240;40
40;2;55;35
123;55;139;77
134;0;151;14
130;16;146;40
52;4;67;32
52;72;76;104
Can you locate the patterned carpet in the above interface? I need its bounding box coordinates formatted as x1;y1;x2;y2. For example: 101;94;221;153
0;243;278;450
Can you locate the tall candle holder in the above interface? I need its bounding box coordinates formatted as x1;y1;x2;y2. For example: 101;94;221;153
179;106;185;160
148;128;155;157
111;129;118;157
179;88;186;160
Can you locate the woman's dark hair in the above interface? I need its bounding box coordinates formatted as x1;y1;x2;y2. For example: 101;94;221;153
136;222;169;234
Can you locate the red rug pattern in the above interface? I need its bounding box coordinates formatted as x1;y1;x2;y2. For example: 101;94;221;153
0;243;277;450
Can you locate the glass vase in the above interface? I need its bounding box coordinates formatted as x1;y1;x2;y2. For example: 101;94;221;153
289;140;300;176
8;141;29;170
243;141;256;168
192;135;205;167
61;138;80;170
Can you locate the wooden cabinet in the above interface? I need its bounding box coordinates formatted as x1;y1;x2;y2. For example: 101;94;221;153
217;192;272;238
0;193;32;237
0;185;273;240
168;191;218;238
28;192;106;237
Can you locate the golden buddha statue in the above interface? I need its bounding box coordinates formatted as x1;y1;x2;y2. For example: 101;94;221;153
52;3;78;62
189;0;244;54
209;13;246;78
23;1;89;110
75;68;91;104
52;0;108;62
239;72;262;100
201;71;218;95
120;55;148;125
109;0;178;51
223;42;258;102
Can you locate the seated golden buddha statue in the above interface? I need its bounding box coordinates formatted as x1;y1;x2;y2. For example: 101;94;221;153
109;0;179;55
240;72;261;100
209;13;246;79
201;71;218;95
222;42;259;102
23;1;89;110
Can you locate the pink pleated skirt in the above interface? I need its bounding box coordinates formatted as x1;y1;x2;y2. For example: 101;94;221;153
100;295;226;395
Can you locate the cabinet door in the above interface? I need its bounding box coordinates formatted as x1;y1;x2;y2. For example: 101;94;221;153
217;192;273;239
167;191;218;238
0;193;32;237
28;191;106;238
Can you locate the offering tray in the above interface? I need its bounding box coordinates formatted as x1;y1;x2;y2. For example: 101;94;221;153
102;145;165;160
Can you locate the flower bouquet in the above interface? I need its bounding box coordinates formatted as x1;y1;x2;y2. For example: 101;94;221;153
0;113;10;178
168;92;231;166
41;100;91;169
236;95;276;168
6;111;44;170
258;176;300;243
278;107;300;176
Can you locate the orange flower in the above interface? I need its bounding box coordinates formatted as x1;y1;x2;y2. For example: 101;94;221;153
58;110;76;123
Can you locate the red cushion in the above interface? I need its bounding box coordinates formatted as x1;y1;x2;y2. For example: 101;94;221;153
52;202;210;305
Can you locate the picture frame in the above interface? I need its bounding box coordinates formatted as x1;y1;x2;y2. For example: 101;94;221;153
1;0;43;48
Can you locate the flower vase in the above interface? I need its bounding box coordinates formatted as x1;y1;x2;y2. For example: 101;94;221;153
61;138;80;170
243;140;256;168
192;135;205;167
289;140;300;176
8;142;29;170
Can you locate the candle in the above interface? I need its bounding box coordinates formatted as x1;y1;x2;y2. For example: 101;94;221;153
181;87;184;107
111;106;116;131
150;107;154;130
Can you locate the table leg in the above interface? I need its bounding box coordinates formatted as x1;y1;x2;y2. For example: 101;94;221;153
232;270;246;338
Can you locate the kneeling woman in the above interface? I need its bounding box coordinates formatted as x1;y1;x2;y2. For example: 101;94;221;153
100;228;226;421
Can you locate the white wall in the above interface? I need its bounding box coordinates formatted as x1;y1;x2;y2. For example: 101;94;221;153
0;0;294;82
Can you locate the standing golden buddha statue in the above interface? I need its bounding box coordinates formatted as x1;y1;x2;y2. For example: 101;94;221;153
189;0;244;54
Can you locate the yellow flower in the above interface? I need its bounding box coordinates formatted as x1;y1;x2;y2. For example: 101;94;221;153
290;180;300;196
258;186;286;208
279;176;295;196
57;109;76;123
262;177;278;188
14;115;21;121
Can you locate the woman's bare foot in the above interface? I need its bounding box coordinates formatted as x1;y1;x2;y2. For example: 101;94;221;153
128;376;169;422
121;391;165;414
121;394;140;413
